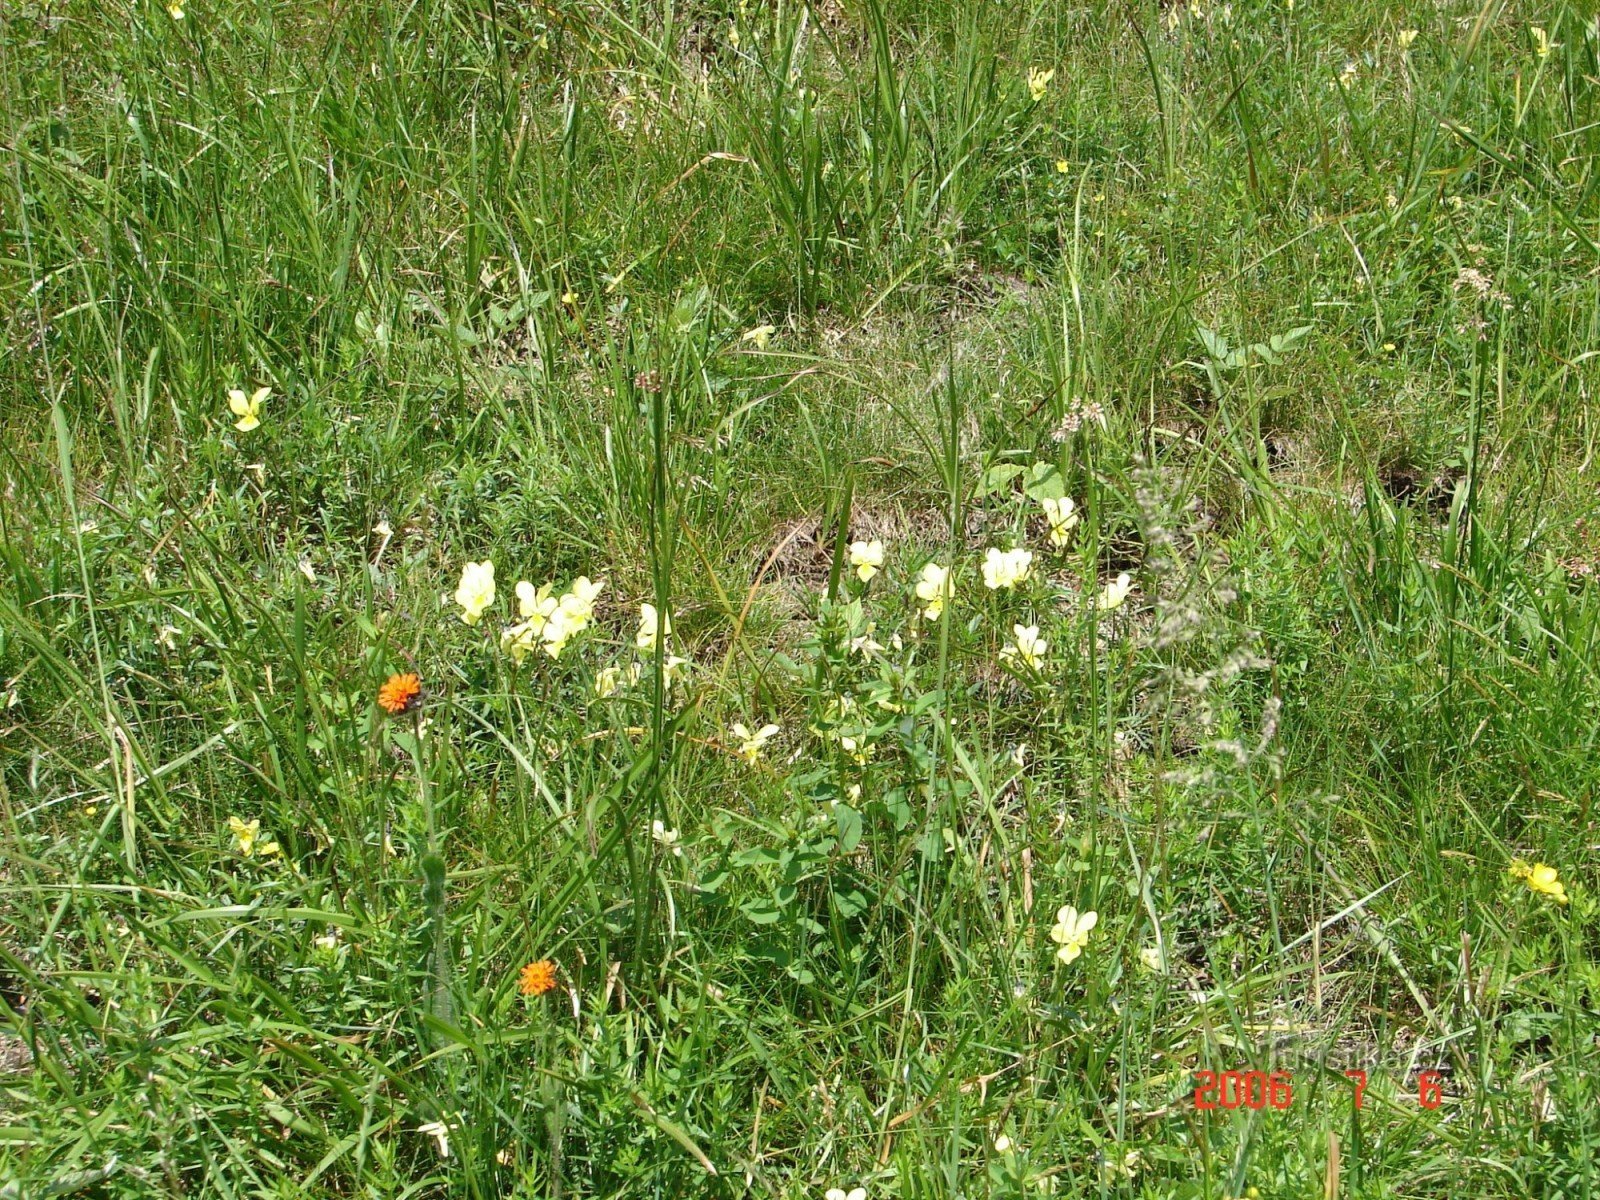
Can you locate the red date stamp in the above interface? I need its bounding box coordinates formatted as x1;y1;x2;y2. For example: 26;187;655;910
1193;1069;1443;1110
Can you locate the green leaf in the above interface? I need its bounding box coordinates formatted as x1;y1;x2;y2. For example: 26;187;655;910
1023;462;1066;500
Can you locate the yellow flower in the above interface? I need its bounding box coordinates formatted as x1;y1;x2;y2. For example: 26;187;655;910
1040;495;1079;549
982;547;1034;590
561;289;577;305
732;721;779;764
1139;946;1165;973
1397;28;1418;52
848;539;885;583
1000;623;1048;671
227;386;269;432
228;816;279;858
1055;159;1069;174
454;560;496;625
1338;61;1358;89
595;663;637;698
728;23;739;47
993;1134;1013;1153
1530;27;1554;60
1049;905;1097;963
1096;571;1133;611
636;603;671;652
742;324;777;349
167;1;185;17
1027;66;1055;102
914;562;952;619
1511;860;1569;905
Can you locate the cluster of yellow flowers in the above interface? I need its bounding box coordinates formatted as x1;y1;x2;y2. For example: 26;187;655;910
1509;859;1569;905
503;576;605;662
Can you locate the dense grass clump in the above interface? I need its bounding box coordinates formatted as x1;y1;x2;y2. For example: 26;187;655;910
2;0;1598;1196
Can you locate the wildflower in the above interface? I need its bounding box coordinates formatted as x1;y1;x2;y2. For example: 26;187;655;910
825;1189;867;1200
518;959;559;996
156;624;180;650
1531;27;1553;59
636;603;671;652
1096;572;1133;611
313;930;340;951
227;386;269;432
743;324;777;349
982;547;1034;590
417;1119;458;1158
727;23;739;47
1510;859;1569;904
561;576;605;624
1101;1149;1142;1180
1055;159;1069;174
1040;495;1079;549
1010;743;1028;768
378;672;423;715
167;1;184;18
914;562;953;619
229;816;280;859
561;289;577;305
662;653;691;683
1398;28;1418;52
1139;946;1165;973
297;558;316;583
732;721;779;764
994;1135;1013;1153
595;664;629;698
848;539;885;583
1027;66;1054;102
651;820;683;856
1049;905;1097;964
1338;61;1358;89
1000;624;1048;671
454;560;496;624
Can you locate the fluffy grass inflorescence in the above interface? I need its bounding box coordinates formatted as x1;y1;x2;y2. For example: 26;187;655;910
1;0;1597;1196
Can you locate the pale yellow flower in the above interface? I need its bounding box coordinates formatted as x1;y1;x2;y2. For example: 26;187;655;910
914;562;952;619
1040;495;1079;549
636;603;671;652
1397;28;1418;52
742;324;777;349
651;820;683;856
227;386;269;432
1049;905;1097;963
1096;571;1133;611
982;547;1034;590
1530;27;1554;60
454;561;496;625
1139;946;1165;973
825;1189;866;1200
993;1135;1013;1153
167;1;185;18
732;721;779;764
1338;61;1358;89
1000;623;1048;671
417;1119;458;1158
594;663;639;698
848;539;885;583
1055;159;1069;174
1027;66;1055;102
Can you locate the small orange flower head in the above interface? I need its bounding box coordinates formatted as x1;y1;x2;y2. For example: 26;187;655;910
378;673;423;715
518;959;558;996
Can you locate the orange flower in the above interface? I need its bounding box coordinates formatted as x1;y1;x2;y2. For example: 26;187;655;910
518;959;558;996
378;673;422;715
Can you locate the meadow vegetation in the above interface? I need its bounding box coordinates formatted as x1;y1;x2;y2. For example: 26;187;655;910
1;0;1598;1195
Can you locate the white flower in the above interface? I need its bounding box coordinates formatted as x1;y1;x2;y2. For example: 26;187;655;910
651;820;683;856
848;539;885;583
825;1189;867;1200
914;562;952;619
1010;743;1028;768
1139;946;1165;973
994;1134;1013;1153
1000;624;1048;671
417;1118;459;1158
982;547;1034;590
1049;906;1098;964
1096;572;1133;611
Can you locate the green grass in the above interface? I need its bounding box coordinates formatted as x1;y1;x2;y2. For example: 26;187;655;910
2;0;1598;1195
